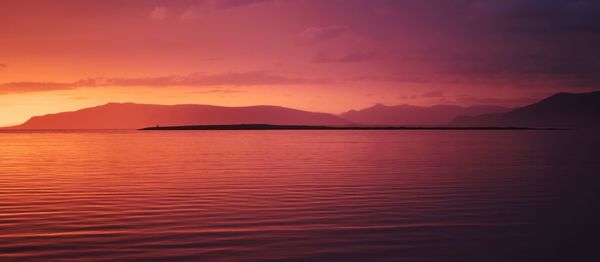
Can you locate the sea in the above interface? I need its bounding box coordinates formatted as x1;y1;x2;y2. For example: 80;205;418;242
1;130;599;261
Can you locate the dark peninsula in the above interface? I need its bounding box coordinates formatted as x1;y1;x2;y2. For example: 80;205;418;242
139;124;554;131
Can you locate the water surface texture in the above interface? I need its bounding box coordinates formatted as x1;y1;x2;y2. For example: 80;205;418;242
1;130;599;261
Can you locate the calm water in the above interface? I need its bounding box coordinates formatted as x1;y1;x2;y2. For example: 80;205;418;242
1;130;599;261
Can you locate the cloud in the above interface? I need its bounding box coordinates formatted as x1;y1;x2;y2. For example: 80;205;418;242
180;7;203;20
179;0;274;20
345;74;430;84
92;71;323;86
150;6;168;21
70;96;90;100
469;0;600;33
0;71;328;95
372;7;394;17
300;25;378;64
312;50;377;63
422;91;445;98
297;25;348;43
189;89;244;94
6;0;600;96
210;0;275;9
0;82;75;94
0;64;5;70
365;0;600;90
437;54;600;88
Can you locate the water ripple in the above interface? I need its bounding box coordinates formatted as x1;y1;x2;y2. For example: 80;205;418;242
1;130;599;261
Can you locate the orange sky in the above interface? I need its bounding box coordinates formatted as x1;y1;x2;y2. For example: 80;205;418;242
1;0;599;127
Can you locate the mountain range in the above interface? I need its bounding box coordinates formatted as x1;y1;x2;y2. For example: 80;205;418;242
452;91;600;128
341;104;509;126
10;103;350;129
5;91;600;129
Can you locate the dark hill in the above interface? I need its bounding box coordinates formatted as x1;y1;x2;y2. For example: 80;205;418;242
11;103;351;129
452;91;600;128
341;104;509;125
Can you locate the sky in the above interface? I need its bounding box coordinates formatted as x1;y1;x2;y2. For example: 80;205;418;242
1;0;599;126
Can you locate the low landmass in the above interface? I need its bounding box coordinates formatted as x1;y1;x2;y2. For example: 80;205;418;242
140;124;556;131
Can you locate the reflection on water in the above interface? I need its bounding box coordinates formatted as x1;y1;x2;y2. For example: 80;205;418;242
1;130;599;261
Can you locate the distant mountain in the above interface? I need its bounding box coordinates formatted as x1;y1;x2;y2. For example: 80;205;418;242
340;104;510;126
10;103;351;129
452;91;600;128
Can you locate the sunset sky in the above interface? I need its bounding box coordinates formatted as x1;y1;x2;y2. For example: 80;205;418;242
1;0;599;126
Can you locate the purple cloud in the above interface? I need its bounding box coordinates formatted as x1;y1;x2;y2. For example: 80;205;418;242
212;0;275;9
298;25;349;43
313;50;376;63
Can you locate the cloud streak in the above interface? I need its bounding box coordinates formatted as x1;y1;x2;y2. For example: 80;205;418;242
150;6;168;21
422;91;445;98
0;82;75;94
210;0;275;9
297;25;348;43
0;71;328;95
313;51;377;63
178;0;275;20
189;89;244;94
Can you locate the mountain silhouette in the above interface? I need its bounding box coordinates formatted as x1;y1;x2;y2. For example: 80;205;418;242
341;104;509;126
452;91;600;128
11;103;351;129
